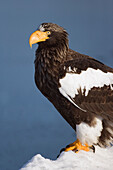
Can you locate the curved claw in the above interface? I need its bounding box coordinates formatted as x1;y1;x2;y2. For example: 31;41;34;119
89;145;95;153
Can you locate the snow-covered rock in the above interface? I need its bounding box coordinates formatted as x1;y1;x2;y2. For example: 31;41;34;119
21;146;113;170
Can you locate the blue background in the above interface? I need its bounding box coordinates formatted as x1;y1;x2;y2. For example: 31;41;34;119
0;0;113;169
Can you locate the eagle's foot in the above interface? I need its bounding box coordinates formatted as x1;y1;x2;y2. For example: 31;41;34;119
57;139;95;157
65;139;91;153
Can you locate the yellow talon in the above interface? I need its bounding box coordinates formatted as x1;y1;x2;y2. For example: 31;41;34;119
65;145;76;152
65;139;93;153
57;139;95;158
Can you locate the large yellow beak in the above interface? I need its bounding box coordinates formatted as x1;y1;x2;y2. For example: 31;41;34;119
29;30;49;48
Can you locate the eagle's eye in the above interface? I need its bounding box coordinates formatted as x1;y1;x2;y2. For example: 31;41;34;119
46;31;51;35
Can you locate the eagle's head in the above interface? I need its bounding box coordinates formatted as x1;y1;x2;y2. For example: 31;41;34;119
29;23;69;50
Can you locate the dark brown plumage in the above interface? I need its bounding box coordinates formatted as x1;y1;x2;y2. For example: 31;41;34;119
29;23;113;149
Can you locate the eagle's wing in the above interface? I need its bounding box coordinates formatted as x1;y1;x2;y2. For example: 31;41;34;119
59;57;113;121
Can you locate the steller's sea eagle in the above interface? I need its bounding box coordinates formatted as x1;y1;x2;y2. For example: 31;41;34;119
29;23;113;154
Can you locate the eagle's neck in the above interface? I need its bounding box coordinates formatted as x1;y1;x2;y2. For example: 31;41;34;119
34;45;68;91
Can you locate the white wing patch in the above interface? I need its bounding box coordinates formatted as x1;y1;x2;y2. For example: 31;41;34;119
59;88;86;112
59;68;113;110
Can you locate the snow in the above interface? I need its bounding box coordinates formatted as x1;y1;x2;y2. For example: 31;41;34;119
21;146;113;170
